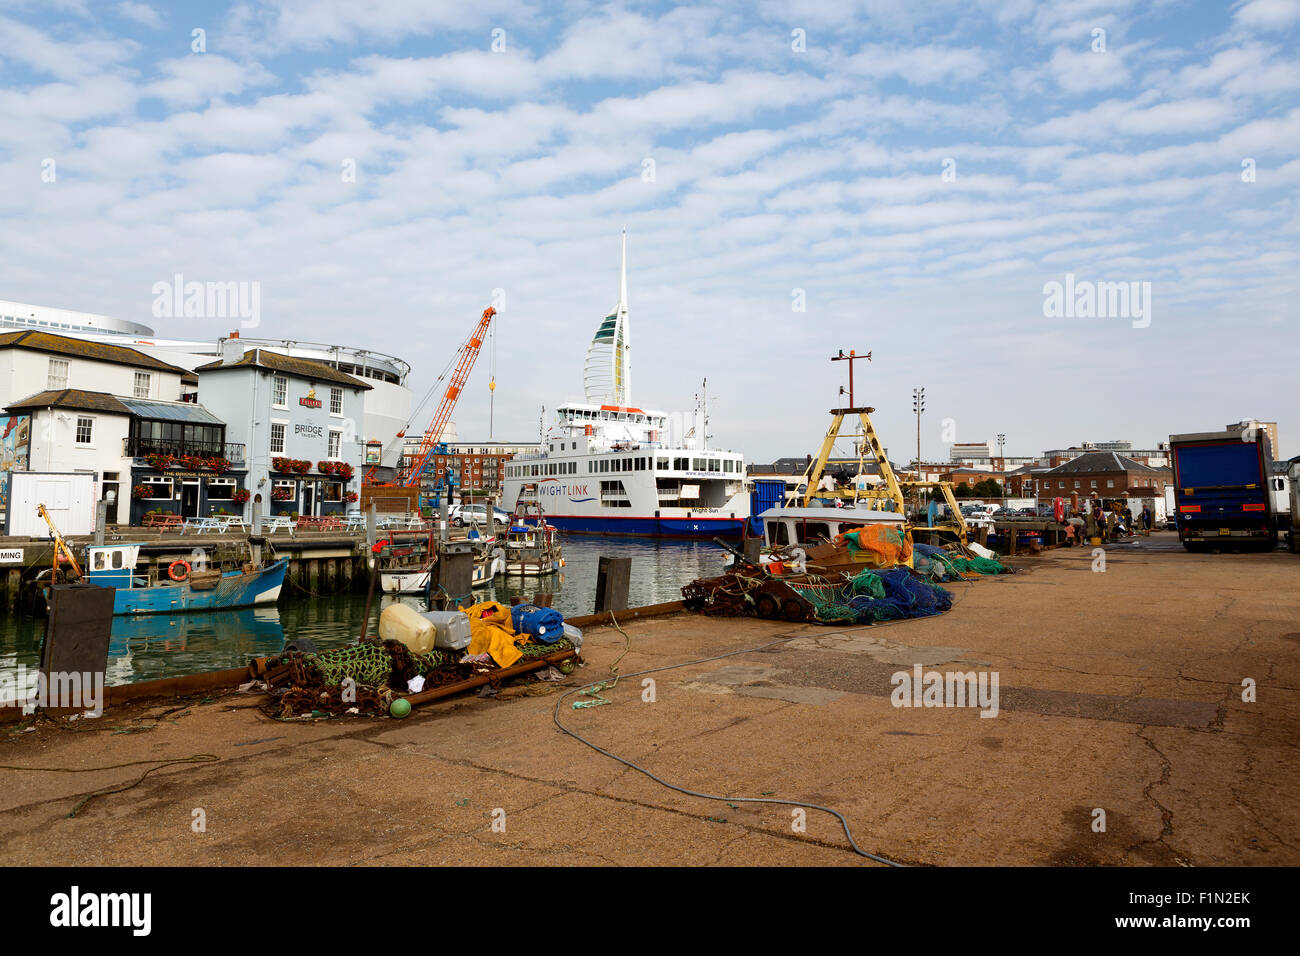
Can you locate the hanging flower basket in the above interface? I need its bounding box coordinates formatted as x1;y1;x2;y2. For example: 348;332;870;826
290;459;310;475
132;484;154;499
335;462;354;481
232;489;251;504
271;488;293;502
143;454;176;471
343;491;358;503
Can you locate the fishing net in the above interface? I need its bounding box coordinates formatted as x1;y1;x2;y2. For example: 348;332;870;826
912;542;1009;580
788;568;952;624
834;525;913;568
269;636;576;718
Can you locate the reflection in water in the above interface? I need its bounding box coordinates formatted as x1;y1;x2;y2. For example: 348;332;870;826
0;537;725;687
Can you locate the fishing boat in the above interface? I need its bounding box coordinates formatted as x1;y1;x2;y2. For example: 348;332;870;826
380;545;507;594
499;231;749;538
503;503;566;576
84;543;286;616
722;506;908;572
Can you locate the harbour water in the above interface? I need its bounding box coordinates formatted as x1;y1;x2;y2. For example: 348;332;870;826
0;536;724;688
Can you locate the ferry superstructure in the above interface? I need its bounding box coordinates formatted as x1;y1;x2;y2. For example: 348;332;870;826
499;233;749;538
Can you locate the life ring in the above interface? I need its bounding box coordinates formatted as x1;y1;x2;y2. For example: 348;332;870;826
168;559;191;582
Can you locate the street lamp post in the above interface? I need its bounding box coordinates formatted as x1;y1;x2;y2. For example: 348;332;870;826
912;387;925;515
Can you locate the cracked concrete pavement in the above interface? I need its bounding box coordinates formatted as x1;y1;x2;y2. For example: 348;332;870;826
1;531;1296;866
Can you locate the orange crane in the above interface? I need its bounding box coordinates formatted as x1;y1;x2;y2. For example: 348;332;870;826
365;306;497;487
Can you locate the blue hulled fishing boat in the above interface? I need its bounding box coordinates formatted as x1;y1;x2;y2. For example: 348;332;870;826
84;543;286;616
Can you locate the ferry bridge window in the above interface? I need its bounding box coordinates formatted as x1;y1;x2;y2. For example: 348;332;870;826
674;457;688;470
657;458;668;469
624;458;632;471
636;458;645;471
693;458;704;470
709;459;720;471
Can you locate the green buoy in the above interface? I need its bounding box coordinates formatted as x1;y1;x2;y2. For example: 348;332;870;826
390;698;412;718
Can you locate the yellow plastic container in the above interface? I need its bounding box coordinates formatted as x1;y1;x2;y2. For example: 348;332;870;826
378;603;436;654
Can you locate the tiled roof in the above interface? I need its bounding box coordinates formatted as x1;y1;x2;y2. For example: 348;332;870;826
1046;451;1159;475
194;348;372;390
5;388;131;415
0;330;189;375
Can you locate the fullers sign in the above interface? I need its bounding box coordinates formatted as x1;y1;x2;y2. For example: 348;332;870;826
299;396;322;408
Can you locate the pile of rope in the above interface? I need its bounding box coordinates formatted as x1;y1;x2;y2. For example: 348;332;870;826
787;567;953;624
682;571;766;615
912;542;1010;581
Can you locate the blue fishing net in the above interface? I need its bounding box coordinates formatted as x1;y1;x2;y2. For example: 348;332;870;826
789;568;953;624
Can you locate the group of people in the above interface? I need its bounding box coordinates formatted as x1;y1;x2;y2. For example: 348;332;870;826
1064;499;1154;545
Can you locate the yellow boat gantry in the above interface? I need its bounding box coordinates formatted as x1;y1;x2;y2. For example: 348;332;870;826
797;406;969;547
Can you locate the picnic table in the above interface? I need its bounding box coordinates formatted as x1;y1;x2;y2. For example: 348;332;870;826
143;513;184;530
263;515;296;535
382;513;429;531
182;516;221;535
215;514;247;533
295;515;344;532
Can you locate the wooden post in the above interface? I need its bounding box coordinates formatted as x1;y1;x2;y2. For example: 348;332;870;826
594;556;631;612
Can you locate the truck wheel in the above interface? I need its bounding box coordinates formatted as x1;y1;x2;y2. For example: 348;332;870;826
755;594;778;619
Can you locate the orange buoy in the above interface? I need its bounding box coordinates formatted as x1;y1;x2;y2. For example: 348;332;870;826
168;559;191;582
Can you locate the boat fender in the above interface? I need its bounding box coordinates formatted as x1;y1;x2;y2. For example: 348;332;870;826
168;559;191;582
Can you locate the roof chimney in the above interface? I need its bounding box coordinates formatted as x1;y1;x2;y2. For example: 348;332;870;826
221;333;243;365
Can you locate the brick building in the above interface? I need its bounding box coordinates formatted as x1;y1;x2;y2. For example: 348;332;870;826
1041;451;1171;501
403;440;539;496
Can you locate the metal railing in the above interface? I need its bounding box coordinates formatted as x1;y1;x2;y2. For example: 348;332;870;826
124;437;247;465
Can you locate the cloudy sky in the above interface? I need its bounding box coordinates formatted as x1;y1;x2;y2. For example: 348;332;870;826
2;0;1298;461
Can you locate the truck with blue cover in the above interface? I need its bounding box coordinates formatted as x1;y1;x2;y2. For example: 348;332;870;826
1169;427;1276;552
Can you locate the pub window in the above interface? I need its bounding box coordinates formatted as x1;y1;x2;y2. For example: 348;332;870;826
324;482;342;502
144;477;173;498
134;372;152;398
330;387;343;416
270;422;286;454
328;429;342;459
75;416;94;445
272;375;288;407
207;478;235;500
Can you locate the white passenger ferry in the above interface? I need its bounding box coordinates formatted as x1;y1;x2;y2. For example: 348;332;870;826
500;233;750;538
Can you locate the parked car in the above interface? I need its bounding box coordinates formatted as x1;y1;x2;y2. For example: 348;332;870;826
453;503;510;528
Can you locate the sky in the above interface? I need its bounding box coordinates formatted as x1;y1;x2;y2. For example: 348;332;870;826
2;0;1298;462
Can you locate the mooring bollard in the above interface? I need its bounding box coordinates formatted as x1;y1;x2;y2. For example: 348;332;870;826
594;556;631;612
